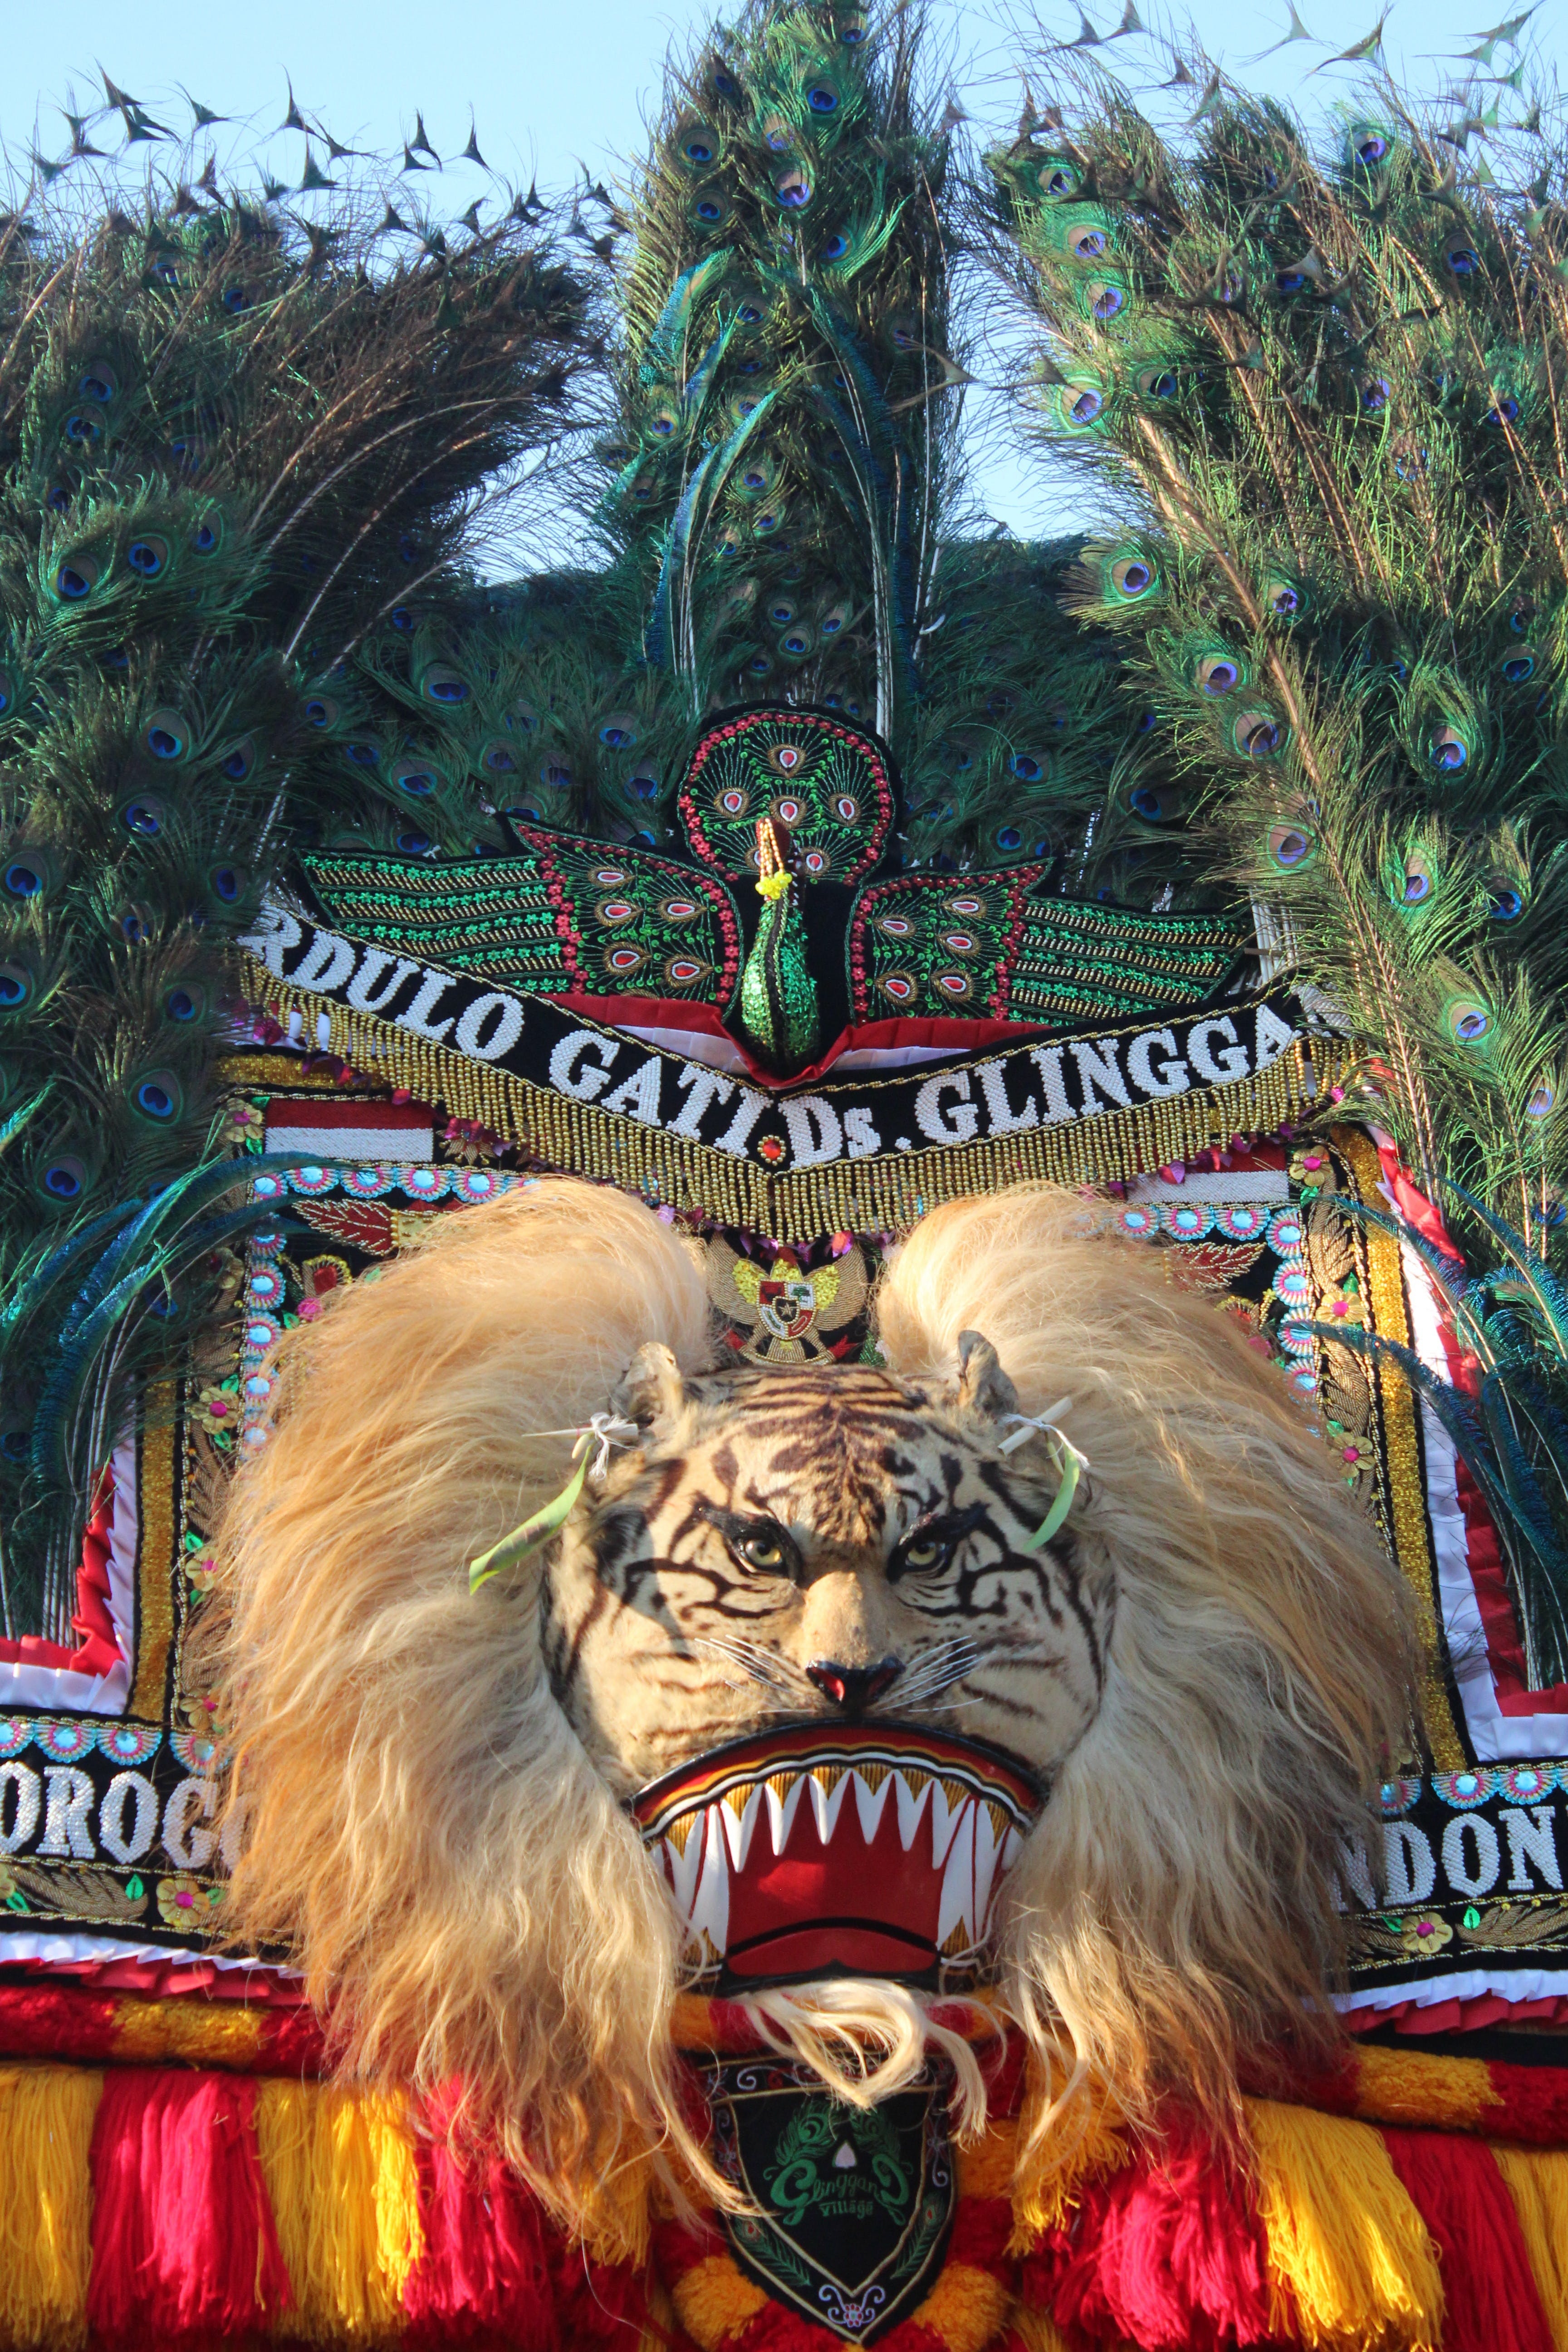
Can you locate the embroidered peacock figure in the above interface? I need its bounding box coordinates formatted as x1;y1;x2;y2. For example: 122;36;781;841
3;8;1568;2350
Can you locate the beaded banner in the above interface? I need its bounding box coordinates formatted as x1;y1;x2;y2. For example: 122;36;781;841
237;903;1344;1243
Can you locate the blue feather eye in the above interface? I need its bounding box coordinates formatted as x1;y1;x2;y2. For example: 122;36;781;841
3;857;45;898
1268;821;1314;869
1446;247;1480;276
222;738;256;782
1130;785;1171;820
996;825;1023;850
1502;654;1535;683
165;985;204;1022
1069;225;1108;260
119;797;166;837
132;1070;183;1122
209;865;244;904
1111;557;1154;598
0;961;32;1007
1490;886;1524;921
395;829;435;856
63;412;103;447
1487;397;1520;426
1011;753;1044;780
38;1156;88;1202
221;284;250;313
806;83;839;112
1527;1084;1556;1118
1068;387;1102;423
78;363;117;404
1197;655;1241;696
685;134;715;164
775;168;813;208
1360;377;1390;412
1429;728;1468;771
191;519;220;553
599;717;637;748
695;197;725;224
1236;714;1284;757
630;769;660;800
422;668;470;704
346;741;378;768
54;556;99;599
394;766;437;797
1089;283;1125;321
127;537;168;578
1356;134;1387;162
145;710;189;760
820;230;851;261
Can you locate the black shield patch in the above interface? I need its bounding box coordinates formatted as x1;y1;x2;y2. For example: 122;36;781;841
705;2058;955;2343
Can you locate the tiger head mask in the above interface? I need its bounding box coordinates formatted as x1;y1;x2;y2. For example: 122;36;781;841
214;1176;1412;2220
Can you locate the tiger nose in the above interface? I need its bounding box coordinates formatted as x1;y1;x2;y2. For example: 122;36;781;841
805;1657;904;1715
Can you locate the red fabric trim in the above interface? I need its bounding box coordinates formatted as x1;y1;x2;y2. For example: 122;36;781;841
261;1097;435;1131
0;1953;304;2002
1343;1991;1568;2037
562;994;1054;1090
0;1465;121;1673
86;2067;289;2347
1381;2126;1555;2352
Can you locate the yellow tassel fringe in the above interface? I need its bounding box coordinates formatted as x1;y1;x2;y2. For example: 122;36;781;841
253;2079;422;2343
1245;2098;1443;2352
0;2065;101;2352
1494;2145;1568;2352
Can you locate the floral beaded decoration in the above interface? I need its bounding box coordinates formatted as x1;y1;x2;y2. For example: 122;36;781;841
677;704;896;888
302;830;743;1012
848;867;1249;1026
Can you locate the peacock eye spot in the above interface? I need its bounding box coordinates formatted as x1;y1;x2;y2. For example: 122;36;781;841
1446;247;1479;275
1069;388;1102;423
806;83;839;112
821;231;850;260
1490;887;1524;921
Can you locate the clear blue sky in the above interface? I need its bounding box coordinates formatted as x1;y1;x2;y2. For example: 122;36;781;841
0;0;1553;549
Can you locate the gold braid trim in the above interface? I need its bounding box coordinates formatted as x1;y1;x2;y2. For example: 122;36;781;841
1333;1126;1466;1769
236;955;1352;1247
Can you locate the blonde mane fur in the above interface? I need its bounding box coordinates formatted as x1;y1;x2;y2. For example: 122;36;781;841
214;1176;1412;2220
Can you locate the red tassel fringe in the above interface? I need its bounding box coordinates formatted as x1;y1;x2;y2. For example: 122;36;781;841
1381;2127;1555;2352
86;2068;289;2347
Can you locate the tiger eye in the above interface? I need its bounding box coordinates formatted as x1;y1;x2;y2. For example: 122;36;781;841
904;1539;946;1568
740;1531;785;1569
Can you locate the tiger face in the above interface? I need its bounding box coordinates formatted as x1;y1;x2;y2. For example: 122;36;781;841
544;1334;1114;1799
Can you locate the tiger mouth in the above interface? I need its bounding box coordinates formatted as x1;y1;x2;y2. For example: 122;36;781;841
631;1723;1041;1989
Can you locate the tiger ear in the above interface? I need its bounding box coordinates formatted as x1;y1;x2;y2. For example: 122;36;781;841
951;1329;1018;1422
614;1340;686;1431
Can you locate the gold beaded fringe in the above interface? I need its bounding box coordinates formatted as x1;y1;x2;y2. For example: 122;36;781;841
237;952;1353;1245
